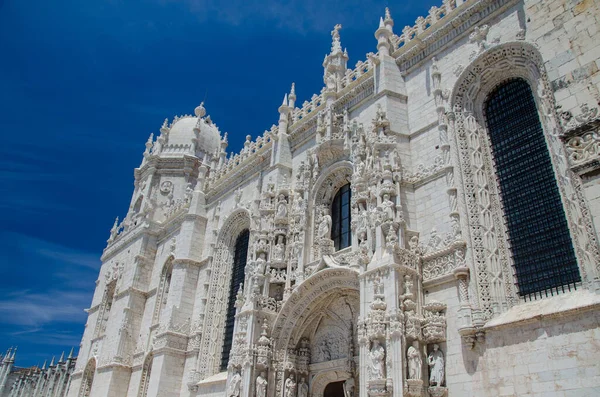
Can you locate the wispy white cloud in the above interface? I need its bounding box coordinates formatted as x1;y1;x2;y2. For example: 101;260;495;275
0;289;90;327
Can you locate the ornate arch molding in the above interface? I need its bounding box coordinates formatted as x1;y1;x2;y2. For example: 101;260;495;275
310;161;353;257
153;256;174;324
311;161;353;208
198;208;251;378
310;371;351;397
271;268;359;354
450;42;600;319
79;358;96;397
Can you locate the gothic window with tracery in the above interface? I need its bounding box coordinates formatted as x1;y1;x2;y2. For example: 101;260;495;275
484;78;580;298
220;229;249;370
332;183;351;250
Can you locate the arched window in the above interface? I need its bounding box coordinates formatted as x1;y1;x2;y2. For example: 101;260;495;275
331;183;352;251
220;229;249;370
484;78;580;298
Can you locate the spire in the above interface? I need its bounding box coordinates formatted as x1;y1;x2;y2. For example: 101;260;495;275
330;24;343;54
58;351;65;363
323;24;348;98
49;356;55;367
10;347;16;362
41;360;47;370
384;7;394;31
68;347;75;360
288;83;296;108
375;8;393;56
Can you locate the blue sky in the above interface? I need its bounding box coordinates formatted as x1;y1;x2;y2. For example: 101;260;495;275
0;0;439;366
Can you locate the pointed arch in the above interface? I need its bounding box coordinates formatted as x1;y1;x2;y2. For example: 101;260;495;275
310;161;353;258
137;353;153;397
197;208;251;378
153;256;174;324
94;279;116;337
79;358;96;397
450;42;600;317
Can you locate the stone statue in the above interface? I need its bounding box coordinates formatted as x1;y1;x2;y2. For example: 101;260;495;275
381;194;395;222
276;194;288;219
315;340;331;362
318;211;332;239
284;374;297;397
408;235;419;252
407;345;422;380
255;252;267;275
343;377;355;397
428;344;445;386
273;237;285;261
298;377;308;397
228;371;242;397
369;340;385;379
256;372;267;397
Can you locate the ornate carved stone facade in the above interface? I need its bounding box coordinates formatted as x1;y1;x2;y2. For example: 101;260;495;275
64;1;600;397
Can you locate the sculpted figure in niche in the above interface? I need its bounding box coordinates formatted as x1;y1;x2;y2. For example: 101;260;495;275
408;235;419;252
255;252;267;275
343;377;355;397
318;210;332;239
407;345;422;380
228;370;242;397
256;372;267;397
369;340;385;379
277;194;288;219
284;374;297;397
298;377;308;397
272;236;285;261
381;194;395;222
428;344;445;386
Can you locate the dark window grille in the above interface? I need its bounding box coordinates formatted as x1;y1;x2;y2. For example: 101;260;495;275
484;78;580;299
332;183;352;251
220;229;249;370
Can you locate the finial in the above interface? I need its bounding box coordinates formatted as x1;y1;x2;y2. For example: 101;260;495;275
41;360;47;370
222;132;228;143
290;83;296;98
194;102;206;118
379;17;384;28
282;93;289;107
59;351;65;363
330;24;343;53
68;347;74;359
385;7;392;21
49;356;55;367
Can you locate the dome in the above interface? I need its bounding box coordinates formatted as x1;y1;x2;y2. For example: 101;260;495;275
168;116;221;156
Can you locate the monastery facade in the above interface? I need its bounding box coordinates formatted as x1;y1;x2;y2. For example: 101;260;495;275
60;0;600;396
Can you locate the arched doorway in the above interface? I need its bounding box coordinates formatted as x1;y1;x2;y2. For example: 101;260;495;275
271;268;360;397
324;381;345;397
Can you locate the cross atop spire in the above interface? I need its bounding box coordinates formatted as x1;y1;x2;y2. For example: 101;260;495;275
331;24;343;54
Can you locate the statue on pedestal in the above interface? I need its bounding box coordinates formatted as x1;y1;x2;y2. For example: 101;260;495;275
428;344;445;386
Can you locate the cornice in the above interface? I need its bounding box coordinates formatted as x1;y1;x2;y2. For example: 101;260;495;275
393;0;521;74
